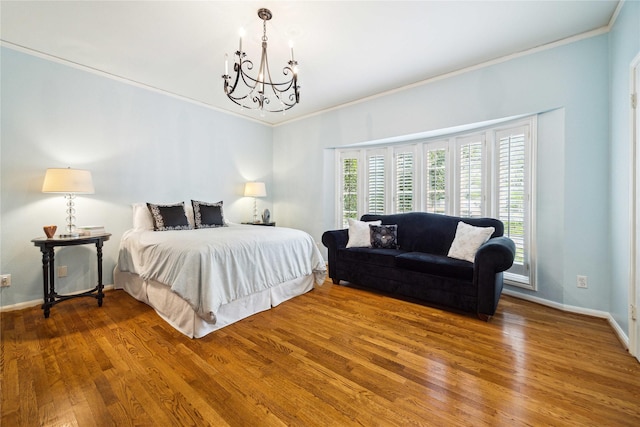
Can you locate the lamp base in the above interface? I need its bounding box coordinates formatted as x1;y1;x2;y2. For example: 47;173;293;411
58;232;81;238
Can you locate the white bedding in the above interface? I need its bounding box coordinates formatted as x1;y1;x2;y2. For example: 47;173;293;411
117;224;326;323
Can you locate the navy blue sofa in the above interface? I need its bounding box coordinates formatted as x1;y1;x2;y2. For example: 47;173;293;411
321;212;516;320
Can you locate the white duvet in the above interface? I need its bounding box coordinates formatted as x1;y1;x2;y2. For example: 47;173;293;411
117;224;326;322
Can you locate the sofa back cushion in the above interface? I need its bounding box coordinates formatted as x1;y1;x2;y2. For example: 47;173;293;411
360;212;503;256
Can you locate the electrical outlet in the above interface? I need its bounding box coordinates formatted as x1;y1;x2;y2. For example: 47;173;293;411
577;275;588;289
0;274;11;287
58;266;68;278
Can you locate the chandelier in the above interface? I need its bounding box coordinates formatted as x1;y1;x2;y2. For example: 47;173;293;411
222;8;300;114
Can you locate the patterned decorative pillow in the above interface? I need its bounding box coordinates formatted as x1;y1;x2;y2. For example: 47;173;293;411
346;218;382;248
146;202;191;231
192;200;226;229
447;221;495;262
370;224;399;249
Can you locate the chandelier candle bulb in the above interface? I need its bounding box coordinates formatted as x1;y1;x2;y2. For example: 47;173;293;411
289;41;294;61
225;54;228;75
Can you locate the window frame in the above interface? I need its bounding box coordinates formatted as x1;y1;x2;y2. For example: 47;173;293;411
334;116;537;290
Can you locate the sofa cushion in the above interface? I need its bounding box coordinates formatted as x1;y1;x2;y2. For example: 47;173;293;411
338;247;406;267
396;252;474;281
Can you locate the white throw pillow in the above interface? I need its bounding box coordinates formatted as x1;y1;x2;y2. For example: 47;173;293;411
447;221;495;262
346;218;382;248
132;203;154;230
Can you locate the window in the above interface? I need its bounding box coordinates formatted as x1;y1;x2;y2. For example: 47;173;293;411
495;126;529;278
339;152;359;228
366;150;387;215
455;135;485;217
335;116;536;289
394;147;416;213
424;143;447;214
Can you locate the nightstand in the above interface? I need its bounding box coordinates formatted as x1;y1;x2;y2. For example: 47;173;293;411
31;233;111;318
242;222;276;226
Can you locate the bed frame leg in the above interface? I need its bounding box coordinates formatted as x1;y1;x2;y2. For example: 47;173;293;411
332;278;340;284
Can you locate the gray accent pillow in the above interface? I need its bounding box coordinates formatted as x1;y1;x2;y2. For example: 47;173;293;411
370;224;399;249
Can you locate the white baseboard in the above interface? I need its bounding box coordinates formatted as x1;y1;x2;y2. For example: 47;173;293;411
0;284;115;312
503;289;630;349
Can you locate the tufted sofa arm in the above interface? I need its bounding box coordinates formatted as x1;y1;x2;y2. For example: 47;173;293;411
474;236;516;318
321;229;349;283
475;236;516;272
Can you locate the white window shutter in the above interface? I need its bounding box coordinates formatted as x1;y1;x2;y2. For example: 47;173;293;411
425;144;447;214
496;127;528;276
367;152;386;215
457;136;484;217
395;149;415;213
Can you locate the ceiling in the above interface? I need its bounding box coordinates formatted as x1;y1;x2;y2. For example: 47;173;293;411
0;1;620;126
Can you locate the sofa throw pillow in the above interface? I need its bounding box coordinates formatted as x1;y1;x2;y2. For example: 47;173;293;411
346;218;382;248
447;221;495;262
192;200;226;228
370;224;399;249
147;202;192;231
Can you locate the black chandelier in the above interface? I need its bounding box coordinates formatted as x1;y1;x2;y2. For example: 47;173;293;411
222;8;300;114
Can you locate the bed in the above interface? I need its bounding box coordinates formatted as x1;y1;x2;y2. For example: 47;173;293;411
114;202;326;338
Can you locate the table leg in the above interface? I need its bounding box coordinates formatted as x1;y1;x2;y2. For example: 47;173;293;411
40;247;51;318
96;240;104;307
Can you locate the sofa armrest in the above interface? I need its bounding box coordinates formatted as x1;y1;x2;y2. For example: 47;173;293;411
474;236;516;272
474;236;516;317
322;229;349;283
322;229;349;250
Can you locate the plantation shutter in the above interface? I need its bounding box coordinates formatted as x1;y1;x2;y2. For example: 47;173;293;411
425;144;447;214
496;126;528;276
395;148;415;213
457;136;484;217
340;154;359;228
366;152;386;215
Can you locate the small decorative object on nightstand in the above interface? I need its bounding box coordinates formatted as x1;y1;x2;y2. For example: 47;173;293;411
262;208;271;224
31;233;111;318
43;225;57;238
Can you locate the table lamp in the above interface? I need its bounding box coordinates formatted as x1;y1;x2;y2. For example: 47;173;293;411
244;181;266;223
42;167;95;237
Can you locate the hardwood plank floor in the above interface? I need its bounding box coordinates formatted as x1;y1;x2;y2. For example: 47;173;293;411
2;280;639;426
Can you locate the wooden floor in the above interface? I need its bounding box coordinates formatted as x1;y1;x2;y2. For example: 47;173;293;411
2;281;639;426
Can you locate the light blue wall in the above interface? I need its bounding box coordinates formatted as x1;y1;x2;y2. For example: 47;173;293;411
2;6;637;332
609;1;640;334
274;34;611;312
0;47;273;307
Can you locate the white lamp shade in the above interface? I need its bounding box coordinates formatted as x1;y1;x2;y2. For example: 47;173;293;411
42;168;95;194
244;181;266;198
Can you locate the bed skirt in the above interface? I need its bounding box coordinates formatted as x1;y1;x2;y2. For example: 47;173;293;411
113;267;316;338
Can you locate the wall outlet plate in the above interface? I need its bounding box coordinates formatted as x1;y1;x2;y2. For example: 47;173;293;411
577;275;588;289
0;274;11;287
58;266;68;278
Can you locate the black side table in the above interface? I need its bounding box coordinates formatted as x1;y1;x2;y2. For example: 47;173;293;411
31;233;111;318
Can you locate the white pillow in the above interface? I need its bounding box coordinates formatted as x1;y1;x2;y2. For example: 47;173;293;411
346;218;382;248
132;203;154;230
447;221;495;262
